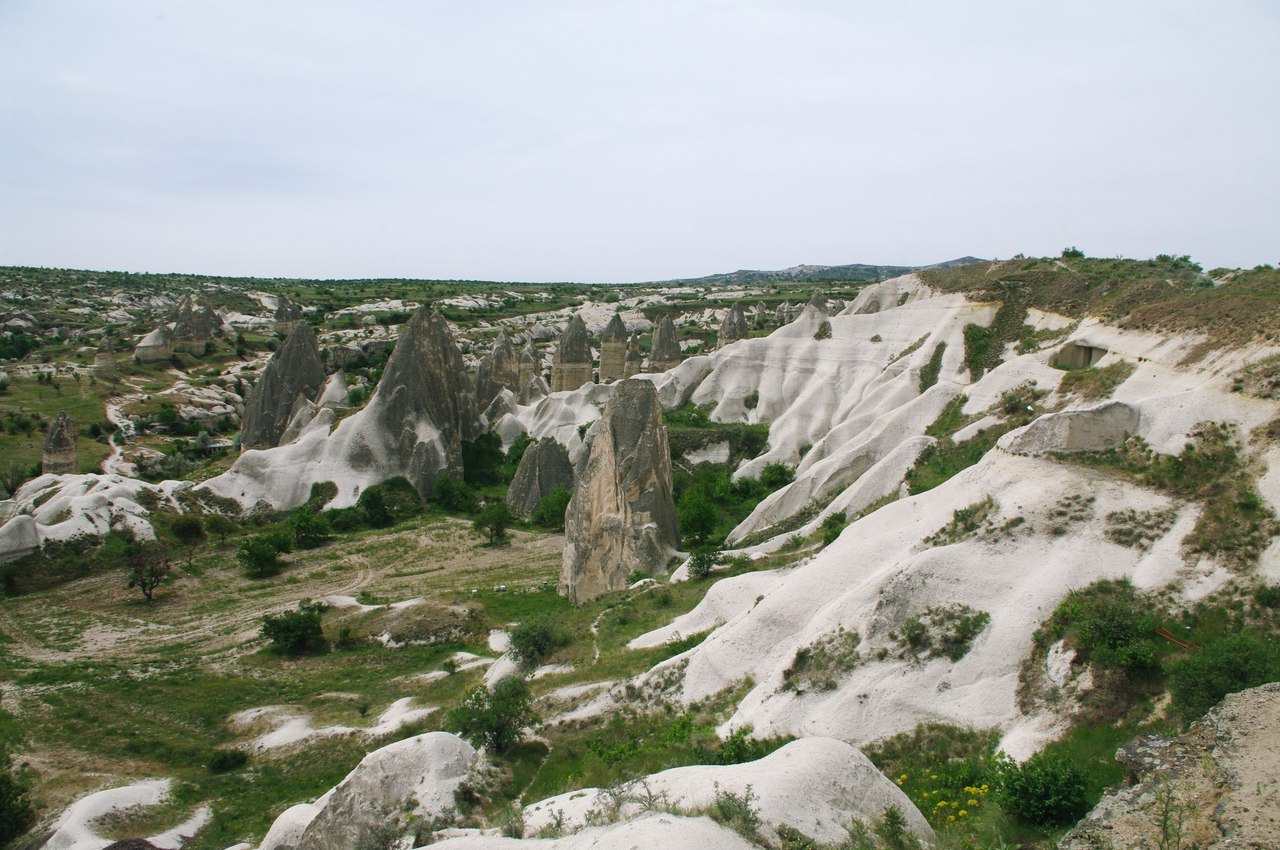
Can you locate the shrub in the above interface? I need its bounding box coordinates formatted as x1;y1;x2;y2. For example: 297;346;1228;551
711;784;761;840
508;618;567;667
0;764;34;847
531;487;572;530
432;477;479;514
358;486;394;527
447;676;538;754
237;536;283;579
820;511;847;546
474;501;512;545
918;342;946;392
813;320;832;340
289;507;331;549
1167;631;1280;719
994;751;1088;827
688;550;718;580
169;515;206;567
261;600;328;655
207;749;249;773
962;324;993;380
759;463;794;489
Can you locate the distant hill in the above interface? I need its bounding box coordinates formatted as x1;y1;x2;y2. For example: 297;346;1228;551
661;257;984;286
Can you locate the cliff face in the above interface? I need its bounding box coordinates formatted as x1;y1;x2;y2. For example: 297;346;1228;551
367;308;479;496
559;379;679;603
240;323;326;449
506;437;574;520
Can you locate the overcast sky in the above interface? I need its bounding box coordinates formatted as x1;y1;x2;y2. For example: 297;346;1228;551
1;1;1277;282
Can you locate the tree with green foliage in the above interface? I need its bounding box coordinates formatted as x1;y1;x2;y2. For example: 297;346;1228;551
820;511;847;546
531;486;572;530
237;536;283;579
289;507;331;549
205;513;237;545
758;463;794;489
688;550;718;580
462;433;505;486
678;487;718;544
447;676;538;754
126;542;171;602
473;501;512;546
508;617;565;667
432;476;479;514
1168;631;1280;720
358;487;394;527
260;599;328;655
170;514;206;567
994;751;1088;828
0;762;35;848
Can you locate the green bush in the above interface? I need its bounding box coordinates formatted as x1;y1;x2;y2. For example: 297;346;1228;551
508;617;568;667
820;511;846;546
289;507;331;549
260;600;329;655
358;486;394;527
207;749;249;773
531;487;572;530
237;536;283;579
1167;631;1280;719
447;676;538;754
462;433;505;486
473;501;512;545
962;324;993;380
994;751;1088;827
688;551;719;580
0;764;34;847
759;463;794;489
918;342;946;392
432;476;479;514
1047;579;1160;671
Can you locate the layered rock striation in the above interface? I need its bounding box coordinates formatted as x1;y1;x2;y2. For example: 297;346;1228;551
559;379;679;603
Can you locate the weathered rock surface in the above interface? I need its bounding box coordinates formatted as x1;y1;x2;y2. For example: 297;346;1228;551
559;379;679;603
290;732;477;850
624;333;643;378
517;341;540;401
999;401;1140;455
365;308;479;496
648;314;682;373
428;814;757;849
717;302;748;348
240;323;326;450
551;314;592;392
94;335;116;379
1061;683;1280;850
597;313;628;383
42;411;77;475
475;331;520;406
274;294;304;336
506;437;574;520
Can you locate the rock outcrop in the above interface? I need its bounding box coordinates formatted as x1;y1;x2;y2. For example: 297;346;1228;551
274;295;304;336
365;308;479;496
559;379;679;603
506;437;574;520
648;315;682;373
517;341;540;401
94;335;115;380
42;411;77;475
133;325;175;362
807;290;827;315
624;333;643;378
1061;683;1280;850
240;323;326;450
171;296;221;355
597;314;629;383
475;331;520;406
551;314;592;392
717;302;748;348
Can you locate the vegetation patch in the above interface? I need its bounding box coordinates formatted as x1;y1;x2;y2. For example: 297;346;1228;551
892;604;991;662
780;627;861;693
924;497;995;547
1057;360;1136;400
1104;507;1177;551
1045;493;1095;536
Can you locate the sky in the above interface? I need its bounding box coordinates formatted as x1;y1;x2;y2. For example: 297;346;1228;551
1;1;1277;282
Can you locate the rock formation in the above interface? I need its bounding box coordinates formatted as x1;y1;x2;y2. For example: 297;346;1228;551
551;314;592;392
171;296;221;355
1061;683;1280;850
597;314;629;383
240;323;326;450
474;331;520;406
807;290;827;315
624;334;643;378
559;379;679;603
717;302;749;348
647;315;682;373
506;437;575;520
133;325;175;362
94;335;115;380
830;297;846;314
42;411;77;475
364;308;479;496
274;295;304;335
773;301;791;326
517;340;540;401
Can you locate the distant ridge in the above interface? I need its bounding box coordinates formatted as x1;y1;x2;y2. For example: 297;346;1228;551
658;256;985;286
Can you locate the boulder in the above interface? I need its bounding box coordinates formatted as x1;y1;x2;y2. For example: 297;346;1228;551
506;437;574;520
559;379;679;603
292;732;477;850
240;323;326;450
999;401;1140;455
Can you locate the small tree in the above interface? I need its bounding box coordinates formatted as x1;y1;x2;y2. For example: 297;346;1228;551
289;508;331;549
170;515;206;567
261;600;329;655
358;486;394;528
688;550;718;580
531;487;572;530
474;502;512;546
447;676;538;754
205;514;237;545
678;489;718;544
994;751;1088;828
126;542;171;602
508;618;563;667
237;536;283;579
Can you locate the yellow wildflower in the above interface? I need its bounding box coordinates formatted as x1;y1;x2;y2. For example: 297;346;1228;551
959;810;968;817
